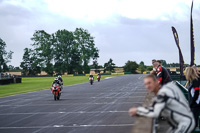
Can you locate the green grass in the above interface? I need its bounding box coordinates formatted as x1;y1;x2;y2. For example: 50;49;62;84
0;75;122;97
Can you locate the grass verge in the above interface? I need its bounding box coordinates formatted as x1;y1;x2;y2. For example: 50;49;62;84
0;75;122;97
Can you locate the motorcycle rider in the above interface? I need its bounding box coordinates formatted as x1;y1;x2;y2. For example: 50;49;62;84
129;74;195;133
153;61;172;86
52;78;60;86
58;75;63;83
97;73;101;81
89;74;94;79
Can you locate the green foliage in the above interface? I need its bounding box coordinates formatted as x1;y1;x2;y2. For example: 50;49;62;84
124;60;138;74
104;58;115;72
138;61;146;74
74;28;99;73
20;48;41;75
31;30;54;75
20;28;99;75
160;60;167;67
146;66;153;71
0;38;13;72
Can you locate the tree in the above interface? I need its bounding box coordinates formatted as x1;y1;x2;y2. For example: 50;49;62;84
160;60;167;67
146;66;153;71
26;28;100;75
0;38;13;72
53;29;75;74
20;48;41;75
31;30;54;75
104;58;115;72
124;60;138;74
8;65;15;70
74;28;99;73
138;61;146;74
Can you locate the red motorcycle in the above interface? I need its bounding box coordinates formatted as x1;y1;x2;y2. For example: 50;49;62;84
97;75;101;82
89;77;94;85
51;83;61;100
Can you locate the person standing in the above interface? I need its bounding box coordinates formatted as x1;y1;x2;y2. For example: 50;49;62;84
153;61;172;86
185;67;200;127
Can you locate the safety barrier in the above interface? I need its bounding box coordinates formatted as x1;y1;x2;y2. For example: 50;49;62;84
124;72;132;74
0;77;21;85
131;92;154;133
73;74;86;76
62;74;74;77
111;73;124;75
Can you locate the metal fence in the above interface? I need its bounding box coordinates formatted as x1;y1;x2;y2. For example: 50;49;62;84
0;74;12;80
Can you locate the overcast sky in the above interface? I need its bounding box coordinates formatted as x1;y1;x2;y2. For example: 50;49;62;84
1;0;200;67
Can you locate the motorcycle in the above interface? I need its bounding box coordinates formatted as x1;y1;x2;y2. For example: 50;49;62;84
51;83;61;100
89;77;94;85
97;75;100;82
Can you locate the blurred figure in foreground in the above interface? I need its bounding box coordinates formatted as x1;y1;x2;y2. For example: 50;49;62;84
129;74;195;133
185;67;200;127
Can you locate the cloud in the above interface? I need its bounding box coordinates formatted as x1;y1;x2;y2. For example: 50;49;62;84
0;0;200;67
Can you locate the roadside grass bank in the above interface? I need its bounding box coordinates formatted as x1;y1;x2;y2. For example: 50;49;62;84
0;75;122;97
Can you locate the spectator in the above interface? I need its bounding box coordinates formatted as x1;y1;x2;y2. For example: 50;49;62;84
157;60;162;66
152;59;156;64
185;67;200;127
192;65;200;75
153;61;172;86
150;59;157;75
129;74;195;133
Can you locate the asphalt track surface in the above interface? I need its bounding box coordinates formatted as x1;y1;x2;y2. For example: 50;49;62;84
0;74;147;133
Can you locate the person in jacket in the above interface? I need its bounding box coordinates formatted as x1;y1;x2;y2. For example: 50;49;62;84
185;67;200;127
153;61;172;86
129;74;195;133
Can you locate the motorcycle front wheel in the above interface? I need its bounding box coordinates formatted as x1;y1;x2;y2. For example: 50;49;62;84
54;92;57;101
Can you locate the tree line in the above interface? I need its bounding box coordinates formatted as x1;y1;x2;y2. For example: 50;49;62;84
20;28;99;75
0;28;191;75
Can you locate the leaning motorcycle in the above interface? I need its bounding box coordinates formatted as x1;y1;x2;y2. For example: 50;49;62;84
51;83;61;100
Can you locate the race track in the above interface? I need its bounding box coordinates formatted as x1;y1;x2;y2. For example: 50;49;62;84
0;74;147;133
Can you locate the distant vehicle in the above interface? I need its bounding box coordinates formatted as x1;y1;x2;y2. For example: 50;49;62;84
51;83;61;100
97;75;101;82
89;77;94;85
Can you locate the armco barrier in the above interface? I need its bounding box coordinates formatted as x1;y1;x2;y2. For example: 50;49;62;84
111;73;124;75
131;92;154;133
0;77;21;85
73;74;85;76
124;72;132;74
86;73;111;77
62;74;74;77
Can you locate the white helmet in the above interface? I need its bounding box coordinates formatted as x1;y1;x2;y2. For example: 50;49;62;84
58;75;61;78
54;78;58;81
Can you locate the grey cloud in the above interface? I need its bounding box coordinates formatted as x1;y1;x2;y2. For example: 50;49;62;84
0;0;200;67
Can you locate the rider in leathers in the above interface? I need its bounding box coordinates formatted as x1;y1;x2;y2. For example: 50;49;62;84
129;75;195;133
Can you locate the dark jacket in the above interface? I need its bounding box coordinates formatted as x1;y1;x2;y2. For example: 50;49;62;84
156;65;172;85
189;78;200;108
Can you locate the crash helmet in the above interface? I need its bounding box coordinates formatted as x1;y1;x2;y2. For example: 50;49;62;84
58;75;61;78
54;78;58;81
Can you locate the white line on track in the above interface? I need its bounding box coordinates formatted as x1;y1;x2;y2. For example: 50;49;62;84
0;101;143;107
0;124;134;129
138;75;143;79
0;110;129;115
